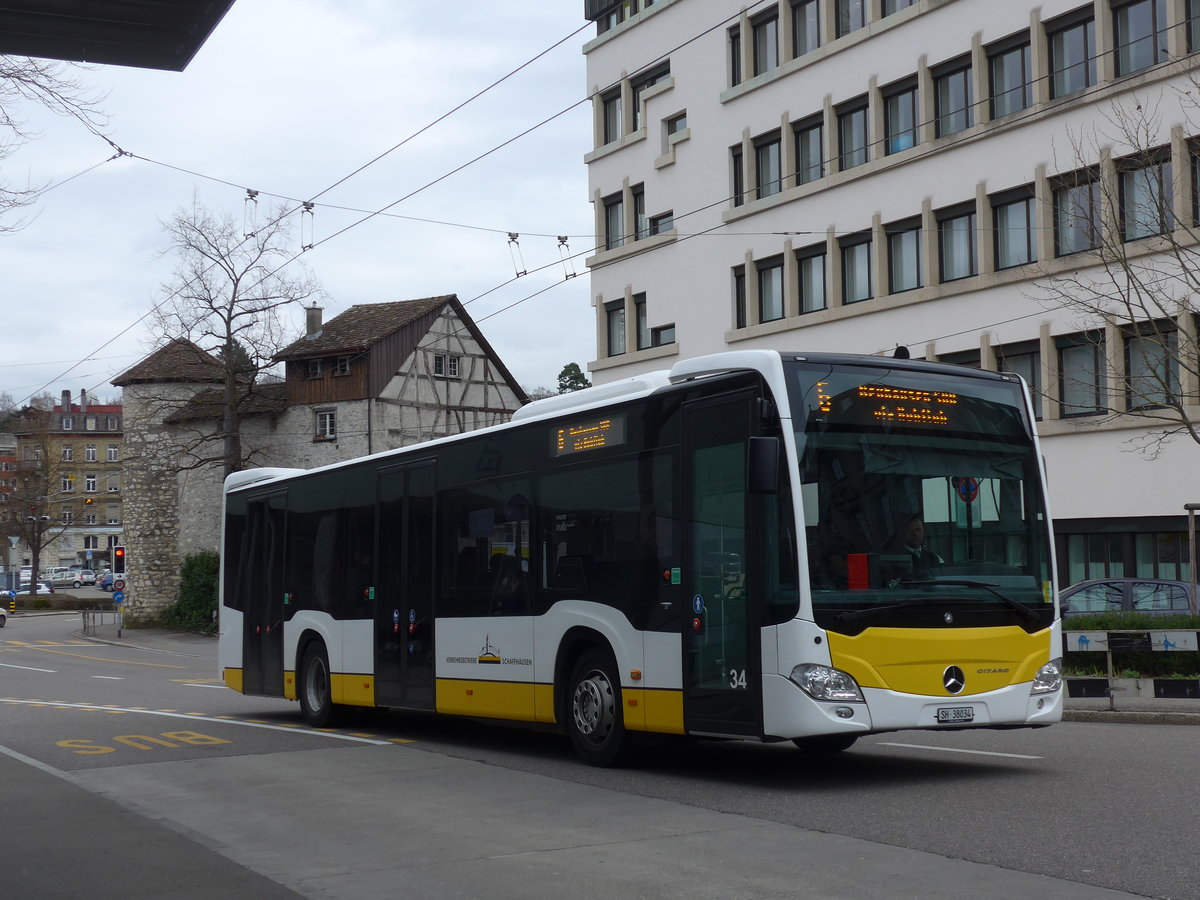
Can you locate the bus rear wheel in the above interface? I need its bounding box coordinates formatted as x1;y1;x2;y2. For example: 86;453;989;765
792;734;858;753
567;649;631;767
299;642;340;728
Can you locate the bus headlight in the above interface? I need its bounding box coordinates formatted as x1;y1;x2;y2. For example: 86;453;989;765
1031;658;1062;694
790;664;864;702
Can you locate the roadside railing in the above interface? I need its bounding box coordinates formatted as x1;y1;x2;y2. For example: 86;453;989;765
80;608;121;636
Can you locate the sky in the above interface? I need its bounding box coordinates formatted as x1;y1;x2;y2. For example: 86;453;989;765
0;2;597;406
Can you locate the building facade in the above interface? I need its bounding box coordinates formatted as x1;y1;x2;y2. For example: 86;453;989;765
583;0;1200;585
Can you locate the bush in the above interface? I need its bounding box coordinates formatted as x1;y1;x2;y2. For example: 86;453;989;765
1064;613;1200;678
161;550;219;634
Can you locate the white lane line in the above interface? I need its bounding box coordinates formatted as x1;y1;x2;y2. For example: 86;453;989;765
181;683;226;689
0;662;56;673
92;676;124;680
0;698;391;745
876;741;1042;760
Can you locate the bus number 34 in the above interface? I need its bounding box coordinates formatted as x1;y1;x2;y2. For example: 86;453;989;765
729;669;748;689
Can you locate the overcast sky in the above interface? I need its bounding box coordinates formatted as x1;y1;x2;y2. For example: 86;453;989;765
0;2;596;407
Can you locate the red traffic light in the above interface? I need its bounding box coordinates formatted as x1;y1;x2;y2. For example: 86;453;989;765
113;546;127;574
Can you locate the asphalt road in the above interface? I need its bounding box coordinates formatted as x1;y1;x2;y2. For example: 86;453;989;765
0;611;1193;898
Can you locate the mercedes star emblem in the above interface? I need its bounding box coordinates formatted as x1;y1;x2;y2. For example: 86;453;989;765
943;665;966;694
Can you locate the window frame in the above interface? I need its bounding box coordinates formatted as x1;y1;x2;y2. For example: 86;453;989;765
837;98;870;171
840;232;873;304
836;0;866;38
1048;11;1096;98
1053;170;1102;256
605;299;626;357
1124;322;1179;409
752;10;779;76
315;408;337;441
757;255;786;323
793;115;824;185
755;131;783;199
603;192;625;250
792;0;821;56
795;243;827;314
937;204;978;282
884;80;919;155
988;36;1033;119
1057;332;1108;416
995;339;1043;420
886;218;923;293
992;186;1037;269
1114;0;1168;76
934;57;973;137
1119;151;1174;241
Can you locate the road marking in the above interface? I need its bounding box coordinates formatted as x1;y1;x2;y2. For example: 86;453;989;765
22;646;186;669
92;676;124;680
181;683;226;689
0;662;56;673
876;741;1042;760
0;699;393;744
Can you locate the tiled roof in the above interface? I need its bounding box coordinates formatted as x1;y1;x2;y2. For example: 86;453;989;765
112;338;226;386
163;381;287;423
275;296;453;360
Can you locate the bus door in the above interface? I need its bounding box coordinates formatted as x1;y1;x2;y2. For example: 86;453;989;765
375;460;436;709
243;490;287;697
682;391;762;736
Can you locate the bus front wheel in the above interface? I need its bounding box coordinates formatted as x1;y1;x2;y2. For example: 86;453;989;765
567;649;631;767
299;642;339;728
792;734;858;753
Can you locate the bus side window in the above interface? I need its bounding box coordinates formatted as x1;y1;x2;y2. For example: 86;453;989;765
440;480;531;617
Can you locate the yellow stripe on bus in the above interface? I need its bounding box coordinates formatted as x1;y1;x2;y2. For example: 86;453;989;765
331;673;375;707
623;688;685;734
223;668;243;693
283;670;296;701
437;678;538;722
827;626;1051;696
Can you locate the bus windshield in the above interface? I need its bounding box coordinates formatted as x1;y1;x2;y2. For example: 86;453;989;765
786;361;1054;634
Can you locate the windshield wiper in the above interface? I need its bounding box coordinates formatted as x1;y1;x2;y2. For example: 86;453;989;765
836;596;936;625
903;579;1042;628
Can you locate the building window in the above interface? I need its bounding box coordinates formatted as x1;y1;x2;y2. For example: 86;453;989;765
84;514;97;525
603;193;624;250
887;220;922;293
650;324;676;346
1049;13;1096;98
85;443;97;462
1189;0;1200;52
62;474;74;492
938;206;977;281
315;409;337;440
107;507;119;526
752;11;779;76
606;300;626;356
84;535;98;551
106;444;118;461
934;59;973;137
883;0;916;14
729;25;742;86
838;100;869;171
106;474;119;493
796;244;827;313
1058;334;1107;416
61;508;72;524
884;82;918;154
792;0;820;56
106;416;118;430
306;358;323;379
1126;324;1178;408
631;63;669;132
1120;153;1173;240
757;257;785;322
433;354;460;378
731;146;745;206
666;112;687;137
995;342;1043;419
62;416;73;430
993;187;1036;269
85;474;97;492
1054;172;1101;255
649;211;674;235
333;356;351;376
601;88;622;144
989;38;1032;118
836;0;865;37
61;446;72;461
1114;0;1168;76
755;132;782;198
794;117;823;184
86;417;96;431
733;266;747;328
632;184;647;239
635;294;650;349
840;234;873;303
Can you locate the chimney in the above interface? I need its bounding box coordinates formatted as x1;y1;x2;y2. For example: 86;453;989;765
79;389;88;413
305;303;323;339
61;390;71;412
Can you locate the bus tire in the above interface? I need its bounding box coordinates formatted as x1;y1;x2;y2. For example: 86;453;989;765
566;648;631;767
792;734;858;753
298;642;339;728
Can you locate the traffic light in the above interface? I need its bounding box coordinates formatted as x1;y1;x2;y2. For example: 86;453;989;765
113;546;126;574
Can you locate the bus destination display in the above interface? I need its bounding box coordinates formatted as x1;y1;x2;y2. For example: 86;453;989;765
552;413;627;456
818;381;959;426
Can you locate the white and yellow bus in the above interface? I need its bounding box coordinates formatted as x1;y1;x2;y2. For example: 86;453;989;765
218;349;1062;765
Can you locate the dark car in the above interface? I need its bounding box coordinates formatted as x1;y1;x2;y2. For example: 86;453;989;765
1060;578;1198;617
98;574;115;592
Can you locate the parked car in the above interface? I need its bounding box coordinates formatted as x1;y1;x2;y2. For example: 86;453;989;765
42;568;75;587
17;582;54;595
1060;578;1198;617
98;574;114;592
71;569;97;588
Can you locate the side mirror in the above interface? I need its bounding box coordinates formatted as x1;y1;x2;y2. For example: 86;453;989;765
748;436;780;495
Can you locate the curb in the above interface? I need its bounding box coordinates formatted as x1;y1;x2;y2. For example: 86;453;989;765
1063;708;1200;726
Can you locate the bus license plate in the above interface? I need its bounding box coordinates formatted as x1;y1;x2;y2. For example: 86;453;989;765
936;706;974;724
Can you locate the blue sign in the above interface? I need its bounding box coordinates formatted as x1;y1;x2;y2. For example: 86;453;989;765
692;594;704;614
112;590;125;605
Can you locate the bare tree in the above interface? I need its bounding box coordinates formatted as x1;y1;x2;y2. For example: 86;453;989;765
0;56;106;229
149;200;323;476
1033;88;1200;458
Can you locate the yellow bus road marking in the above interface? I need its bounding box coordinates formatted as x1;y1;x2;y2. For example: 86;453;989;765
388;738;415;744
20;646;187;669
0;699;395;744
877;742;1043;760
